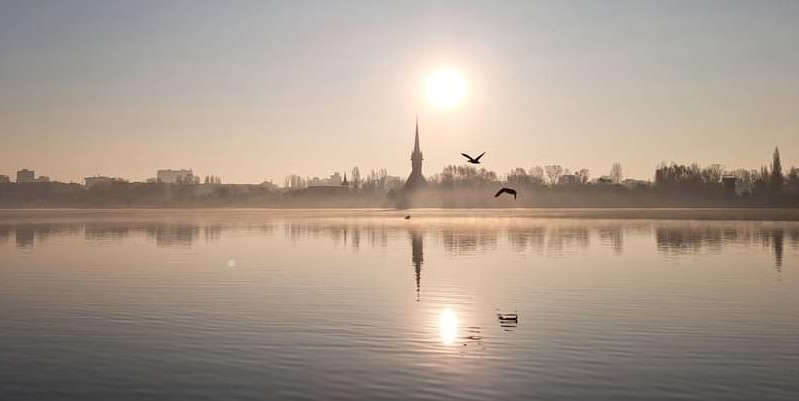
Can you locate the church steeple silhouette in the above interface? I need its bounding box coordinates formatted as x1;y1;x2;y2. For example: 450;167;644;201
404;116;428;190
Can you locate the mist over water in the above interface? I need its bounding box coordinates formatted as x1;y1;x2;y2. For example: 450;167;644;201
1;210;798;401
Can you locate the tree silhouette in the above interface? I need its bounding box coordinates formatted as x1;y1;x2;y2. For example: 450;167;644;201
755;166;770;192
284;174;306;189
731;169;754;193
610;163;623;184
507;167;529;186
351;167;361;190
701;164;724;184
545;165;564;185
575;168;590;185
787;167;799;194
529;166;545;185
771;146;783;192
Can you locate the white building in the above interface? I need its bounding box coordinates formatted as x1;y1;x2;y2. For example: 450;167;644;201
308;172;344;187
157;169;195;184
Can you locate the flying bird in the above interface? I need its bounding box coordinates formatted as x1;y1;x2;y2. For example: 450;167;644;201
494;187;517;200
404;215;411;220
461;152;486;164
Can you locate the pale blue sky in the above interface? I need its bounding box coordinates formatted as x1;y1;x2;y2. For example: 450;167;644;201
1;0;797;183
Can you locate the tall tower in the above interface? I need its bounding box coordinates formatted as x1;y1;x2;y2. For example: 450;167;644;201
412;118;422;173
404;117;428;190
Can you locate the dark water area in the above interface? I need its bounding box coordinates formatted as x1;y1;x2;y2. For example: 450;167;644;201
1;210;798;400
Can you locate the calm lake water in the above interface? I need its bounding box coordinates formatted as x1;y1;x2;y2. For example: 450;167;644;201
1;210;798;401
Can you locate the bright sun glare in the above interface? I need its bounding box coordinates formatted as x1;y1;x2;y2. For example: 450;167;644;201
439;308;458;345
425;69;466;109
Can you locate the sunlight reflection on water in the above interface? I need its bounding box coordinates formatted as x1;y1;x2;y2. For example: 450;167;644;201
439;308;458;346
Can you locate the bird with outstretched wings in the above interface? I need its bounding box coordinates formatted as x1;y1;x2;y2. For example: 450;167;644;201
461;152;486;164
494;187;517;200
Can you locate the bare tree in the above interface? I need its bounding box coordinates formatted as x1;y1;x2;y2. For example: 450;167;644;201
545;165;564;185
436;165;499;186
351;166;361;189
701;164;725;184
755;166;770;192
478;168;497;183
610;163;623;184
787;167;799;193
731;168;753;192
575;168;590;185
507;167;529;185
529;166;545;185
284;174;306;189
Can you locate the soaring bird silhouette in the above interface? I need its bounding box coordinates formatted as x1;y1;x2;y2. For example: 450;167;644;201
494;187;517;200
404;215;411;220
461;152;486;164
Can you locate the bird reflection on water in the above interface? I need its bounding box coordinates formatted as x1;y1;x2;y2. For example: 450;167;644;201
497;312;519;332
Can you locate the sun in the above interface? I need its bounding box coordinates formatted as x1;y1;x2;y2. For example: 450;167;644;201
425;68;466;109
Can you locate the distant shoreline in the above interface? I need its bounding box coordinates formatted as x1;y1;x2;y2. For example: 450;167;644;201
3;208;799;222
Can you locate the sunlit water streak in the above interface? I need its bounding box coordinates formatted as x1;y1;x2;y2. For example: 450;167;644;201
1;210;798;401
439;308;458;346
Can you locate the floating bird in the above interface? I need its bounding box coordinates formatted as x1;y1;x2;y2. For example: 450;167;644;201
497;312;519;322
404;215;411;220
494;187;517;200
461;152;486;164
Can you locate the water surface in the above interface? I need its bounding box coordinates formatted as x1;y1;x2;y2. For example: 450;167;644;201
1;210;798;400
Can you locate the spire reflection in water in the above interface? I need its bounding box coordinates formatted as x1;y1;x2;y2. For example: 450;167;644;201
410;230;423;302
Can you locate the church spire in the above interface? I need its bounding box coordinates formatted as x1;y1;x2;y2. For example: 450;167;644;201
413;115;420;153
404;116;428;190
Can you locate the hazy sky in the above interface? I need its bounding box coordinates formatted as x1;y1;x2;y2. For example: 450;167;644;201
1;0;798;184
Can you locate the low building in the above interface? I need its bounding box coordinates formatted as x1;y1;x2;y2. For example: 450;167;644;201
36;176;50;183
157;169;195;184
16;169;35;183
308;172;344;187
0;175;10;183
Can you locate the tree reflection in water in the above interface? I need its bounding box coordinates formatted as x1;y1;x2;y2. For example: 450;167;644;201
1;218;795;271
